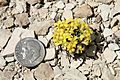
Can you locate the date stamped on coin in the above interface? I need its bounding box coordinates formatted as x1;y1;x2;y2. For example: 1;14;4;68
15;37;45;67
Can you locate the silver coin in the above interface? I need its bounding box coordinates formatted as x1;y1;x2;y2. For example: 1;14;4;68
15;37;45;67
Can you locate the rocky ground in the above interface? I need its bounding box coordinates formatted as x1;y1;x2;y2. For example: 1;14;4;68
0;0;120;80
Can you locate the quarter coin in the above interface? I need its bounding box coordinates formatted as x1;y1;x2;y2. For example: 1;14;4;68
15;37;45;67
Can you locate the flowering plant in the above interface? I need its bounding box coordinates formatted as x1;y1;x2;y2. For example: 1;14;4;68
52;18;93;54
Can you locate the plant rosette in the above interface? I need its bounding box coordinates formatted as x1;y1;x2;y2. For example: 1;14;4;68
52;18;93;54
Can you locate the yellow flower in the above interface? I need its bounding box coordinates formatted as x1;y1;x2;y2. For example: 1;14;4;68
52;18;93;54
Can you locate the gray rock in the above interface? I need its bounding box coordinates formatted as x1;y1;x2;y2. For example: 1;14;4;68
55;1;65;9
62;10;73;19
1;28;35;56
98;4;110;21
29;19;54;36
14;13;29;27
44;48;55;60
103;28;113;37
0;29;11;50
23;70;35;80
34;63;54;80
103;48;117;63
108;43;120;50
86;45;97;57
3;17;14;28
74;4;93;18
0;56;6;69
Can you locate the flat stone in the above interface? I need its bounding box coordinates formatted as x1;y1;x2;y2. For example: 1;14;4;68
103;21;110;28
89;23;100;31
78;64;90;74
65;3;75;10
54;66;62;77
0;0;7;7
115;51;120;59
61;54;70;67
38;8;48;19
114;30;120;38
114;3;120;13
3;17;14;28
86;2;99;8
112;25;119;33
76;0;85;5
38;36;48;47
44;48;55;60
55;1;65;9
0;55;6;69
98;4;110;21
74;4;93;18
103;28;113;37
114;69;120;80
1;28;35;56
14;13;29;26
5;56;14;62
50;12;57;20
95;0;113;3
45;27;53;41
34;63;54;80
0;29;11;50
15;0;26;13
70;58;83;68
43;2;52;8
108;43;120;50
0;69;16;80
101;65;114;80
26;0;42;5
103;48;117;63
111;18;119;28
109;8;118;18
62;10;73;19
29;19;54;36
63;68;87;80
92;64;101;76
23;70;35;80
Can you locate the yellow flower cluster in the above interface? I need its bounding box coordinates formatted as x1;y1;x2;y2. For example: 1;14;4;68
52;18;93;54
